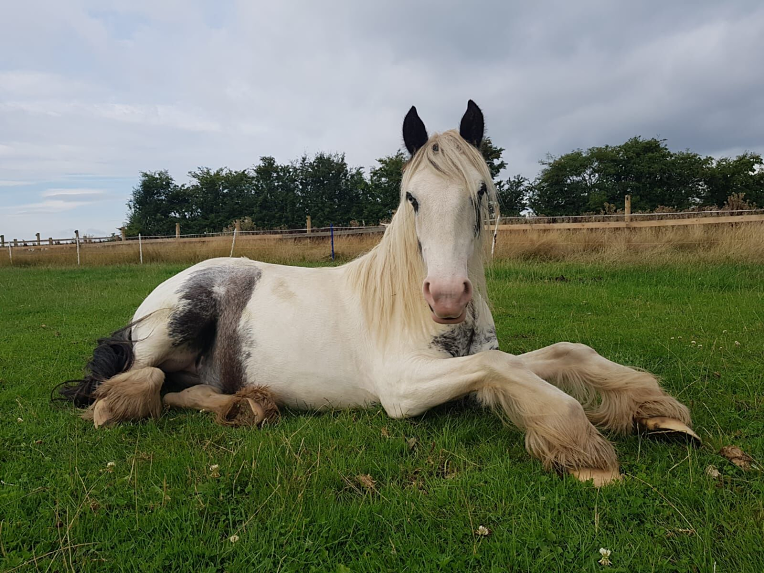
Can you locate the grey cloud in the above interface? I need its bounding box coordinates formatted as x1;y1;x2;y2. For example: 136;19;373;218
0;0;762;238
41;188;109;202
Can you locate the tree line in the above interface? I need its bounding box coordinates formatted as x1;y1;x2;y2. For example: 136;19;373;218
525;138;763;216
125;137;763;235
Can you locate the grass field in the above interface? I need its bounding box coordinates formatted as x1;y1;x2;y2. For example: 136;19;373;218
1;261;762;572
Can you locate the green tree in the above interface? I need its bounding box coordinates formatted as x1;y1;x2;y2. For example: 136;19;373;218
527;137;724;215
363;151;406;224
182;167;256;233
125;170;180;236
480;137;507;181
295;153;365;227
528;150;595;216
496;174;528;217
249;157;301;229
703;152;763;207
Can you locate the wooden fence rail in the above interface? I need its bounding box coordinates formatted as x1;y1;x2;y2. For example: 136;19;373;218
498;213;764;231
3;210;763;265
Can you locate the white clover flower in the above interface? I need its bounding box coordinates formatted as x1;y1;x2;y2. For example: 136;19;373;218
598;548;612;566
229;534;240;543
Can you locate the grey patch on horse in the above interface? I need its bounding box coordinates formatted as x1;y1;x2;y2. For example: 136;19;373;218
272;278;297;301
470;326;499;353
430;322;474;358
429;302;476;358
168;270;218;352
430;300;499;357
168;265;261;394
216;270;259;394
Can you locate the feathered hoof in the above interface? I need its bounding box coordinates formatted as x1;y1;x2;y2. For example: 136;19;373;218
636;416;701;446
215;387;280;427
83;367;164;428
568;467;622;487
216;396;264;426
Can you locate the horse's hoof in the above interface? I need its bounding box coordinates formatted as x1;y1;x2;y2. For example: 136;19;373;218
82;399;114;428
217;397;265;427
636;417;701;446
568;467;622;487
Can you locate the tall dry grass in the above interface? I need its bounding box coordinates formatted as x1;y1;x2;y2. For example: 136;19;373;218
2;222;762;268
0;234;382;268
493;222;764;264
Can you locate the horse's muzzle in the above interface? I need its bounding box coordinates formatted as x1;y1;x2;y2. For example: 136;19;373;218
423;277;472;324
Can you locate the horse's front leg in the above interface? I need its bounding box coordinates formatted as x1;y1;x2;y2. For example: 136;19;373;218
518;343;699;442
381;350;621;486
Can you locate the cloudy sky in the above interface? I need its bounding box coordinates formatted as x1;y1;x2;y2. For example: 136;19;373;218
1;1;762;239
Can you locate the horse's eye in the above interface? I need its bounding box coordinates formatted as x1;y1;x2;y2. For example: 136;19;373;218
406;192;419;212
477;182;487;198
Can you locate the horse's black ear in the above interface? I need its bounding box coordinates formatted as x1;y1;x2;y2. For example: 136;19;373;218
403;106;428;156
459;100;484;148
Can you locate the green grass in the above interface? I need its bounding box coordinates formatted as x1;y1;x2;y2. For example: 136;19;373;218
1;261;762;572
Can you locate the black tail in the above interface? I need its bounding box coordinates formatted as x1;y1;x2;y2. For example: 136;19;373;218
53;325;135;407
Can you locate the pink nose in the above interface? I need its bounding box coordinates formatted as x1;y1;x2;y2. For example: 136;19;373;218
423;278;473;324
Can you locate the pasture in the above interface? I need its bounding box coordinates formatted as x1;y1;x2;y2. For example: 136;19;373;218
1;261;762;572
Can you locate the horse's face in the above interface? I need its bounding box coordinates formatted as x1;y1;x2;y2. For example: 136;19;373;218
402;101;488;325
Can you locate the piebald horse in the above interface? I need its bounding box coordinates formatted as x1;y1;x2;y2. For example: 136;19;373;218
59;101;699;486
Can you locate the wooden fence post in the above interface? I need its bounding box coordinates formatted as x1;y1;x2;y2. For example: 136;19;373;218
175;223;180;239
75;230;81;265
0;235;4;248
48;237;53;245
306;216;312;234
121;227;126;241
36;233;41;246
230;224;238;257
13;239;18;247
625;195;632;222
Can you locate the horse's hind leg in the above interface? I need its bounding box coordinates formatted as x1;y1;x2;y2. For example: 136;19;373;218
81;321;194;428
520;343;699;443
84;367;165;428
163;385;279;427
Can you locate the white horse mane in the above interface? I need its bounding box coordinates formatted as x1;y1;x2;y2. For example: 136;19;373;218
346;129;498;344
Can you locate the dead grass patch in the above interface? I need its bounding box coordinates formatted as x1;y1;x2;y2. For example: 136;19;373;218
2;221;763;267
